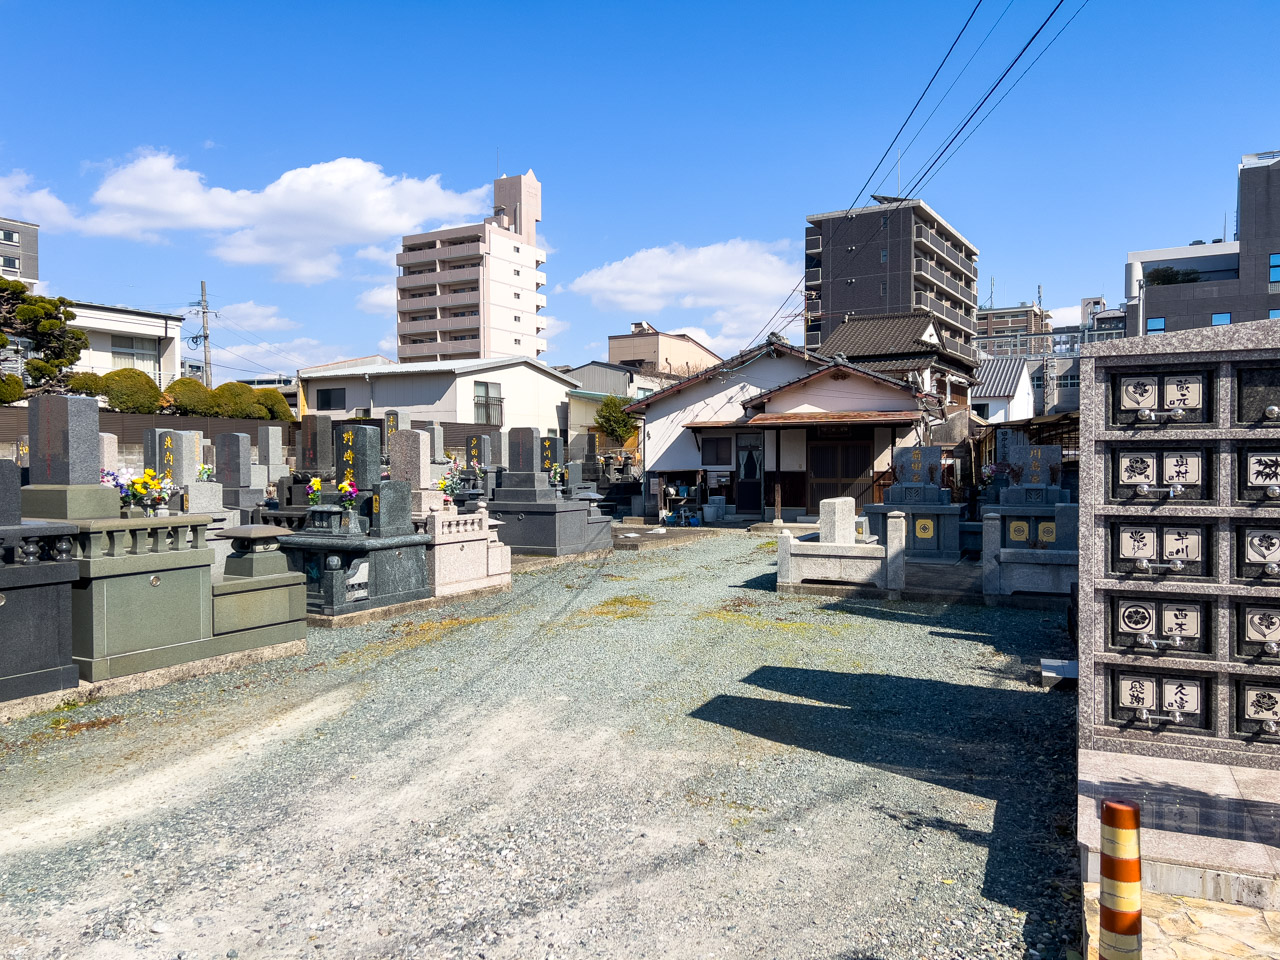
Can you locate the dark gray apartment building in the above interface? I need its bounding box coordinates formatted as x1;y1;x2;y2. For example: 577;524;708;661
0;216;38;287
803;196;979;352
1123;150;1280;335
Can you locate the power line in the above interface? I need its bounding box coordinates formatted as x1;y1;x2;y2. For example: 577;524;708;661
918;0;1092;194
747;0;986;347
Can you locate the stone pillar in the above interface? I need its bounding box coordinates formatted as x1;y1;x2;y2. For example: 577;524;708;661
214;433;252;489
335;424;380;490
818;497;857;544
776;530;794;585
257;425;284;471
982;512;1002;604
886;511;906;594
28;394;101;485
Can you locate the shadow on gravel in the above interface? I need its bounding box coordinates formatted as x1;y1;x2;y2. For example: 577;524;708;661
733;572;780;592
689;666;1079;954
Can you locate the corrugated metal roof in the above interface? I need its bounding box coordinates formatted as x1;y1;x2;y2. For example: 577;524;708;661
299;357;581;387
972;356;1028;399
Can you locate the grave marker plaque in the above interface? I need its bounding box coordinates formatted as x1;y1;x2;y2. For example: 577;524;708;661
892;445;941;484
296;415;334;475
540;435;564;473
508;428;538;473
15;435;30;468
337;424;380;491
466;434;492;467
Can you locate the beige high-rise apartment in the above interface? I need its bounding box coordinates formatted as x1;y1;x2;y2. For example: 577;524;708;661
395;170;547;362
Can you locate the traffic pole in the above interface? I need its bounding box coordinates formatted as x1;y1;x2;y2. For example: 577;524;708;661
1098;798;1142;960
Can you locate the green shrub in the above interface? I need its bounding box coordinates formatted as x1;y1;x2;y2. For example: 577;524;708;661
0;373;23;404
103;368;162;414
23;358;57;384
254;387;294;421
66;372;106;396
168;377;215;416
211;381;256;418
247;403;269;420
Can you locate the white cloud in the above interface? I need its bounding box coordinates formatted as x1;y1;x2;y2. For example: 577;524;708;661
0;151;492;284
214;300;300;332
568;239;800;356
201;336;352;385
355;243;398;266
538;314;570;339
357;283;397;315
377;329;398;355
1046;304;1081;328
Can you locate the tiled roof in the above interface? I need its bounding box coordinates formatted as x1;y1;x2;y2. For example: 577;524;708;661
816;313;938;358
973;356;1028;399
747;411;922;426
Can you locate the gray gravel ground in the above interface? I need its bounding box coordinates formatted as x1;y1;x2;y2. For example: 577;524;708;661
0;532;1079;960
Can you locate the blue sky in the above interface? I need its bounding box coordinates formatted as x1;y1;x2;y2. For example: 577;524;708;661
1;0;1275;381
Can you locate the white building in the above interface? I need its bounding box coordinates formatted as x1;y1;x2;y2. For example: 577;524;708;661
395;171;548;363
970;356;1034;424
298;356;578;440
0;216;38;287
67;301;183;387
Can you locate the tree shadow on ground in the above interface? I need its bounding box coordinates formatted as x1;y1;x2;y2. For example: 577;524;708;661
690;666;1079;955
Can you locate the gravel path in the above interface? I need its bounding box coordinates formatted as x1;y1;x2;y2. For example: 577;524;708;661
0;533;1079;960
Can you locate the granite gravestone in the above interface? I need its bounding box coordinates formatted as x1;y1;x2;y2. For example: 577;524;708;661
368;480;414;537
98;433;118;475
508;428;538;473
336;424;380;491
142;428;166;476
296;415;334;476
15;435;30;468
585;433;598;460
1009;444;1061;486
215;433;252;489
466;433;492;467
28;394;101;486
420;422;446;463
382;410;400;451
389;429;432;487
0;458;18;526
540;435;564;473
995;428;1029;466
892;445;942;485
257;425;284;470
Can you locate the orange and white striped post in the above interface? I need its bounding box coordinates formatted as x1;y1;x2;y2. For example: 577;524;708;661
1098;798;1142;960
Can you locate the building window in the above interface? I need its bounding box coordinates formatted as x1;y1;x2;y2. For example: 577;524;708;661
701;436;731;465
880;248;888;263
513;268;520;276
513;245;520;253
881;215;889;228
1270;309;1280;319
1212;312;1231;326
0;230;17;244
1147;316;1166;333
513;292;520;299
514;315;521;323
972;403;990;419
316;388;346;410
110;335;159;375
474;382;503;426
1056;374;1079;389
0;256;17;269
1271;253;1280;283
513;338;521;345
1031;374;1043;391
880;281;887;296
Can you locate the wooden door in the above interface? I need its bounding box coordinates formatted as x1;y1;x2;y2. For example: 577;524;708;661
807;441;873;510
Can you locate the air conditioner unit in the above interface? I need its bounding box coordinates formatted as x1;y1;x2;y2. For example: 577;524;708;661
353;408;371;418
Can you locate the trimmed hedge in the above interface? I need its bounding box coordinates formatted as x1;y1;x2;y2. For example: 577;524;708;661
212;381;256;418
66;372;106;396
253;387;295;421
0;373;23;405
167;377;215;416
103;368;163;414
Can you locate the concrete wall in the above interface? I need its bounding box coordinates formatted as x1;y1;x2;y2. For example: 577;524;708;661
762;370;913;414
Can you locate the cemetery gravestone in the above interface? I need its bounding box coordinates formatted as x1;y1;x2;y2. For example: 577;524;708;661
296;415;334;476
98;433;118;475
540;435;564;473
21;396;119;521
383;410;400;451
15;435;30;468
215;433;252;489
336;424;381;492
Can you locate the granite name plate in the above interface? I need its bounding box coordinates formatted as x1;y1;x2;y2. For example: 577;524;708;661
1236;366;1280;427
1109;668;1212;731
1234;603;1280;661
1236;449;1280;504
1236;680;1280;739
1111;448;1209;501
1111;370;1212;426
1235;525;1280;579
1109;595;1209;655
1111;522;1211;577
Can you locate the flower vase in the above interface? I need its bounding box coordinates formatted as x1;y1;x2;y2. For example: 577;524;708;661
156;505;170;517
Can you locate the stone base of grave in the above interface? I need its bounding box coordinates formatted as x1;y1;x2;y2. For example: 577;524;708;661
303;582;512;628
0;637;307;723
776;522;905;597
980;508;1081;601
421;509;512;597
20;484;119;521
276;530;434;618
411;489;448;514
863;502;963;562
485;498;614;556
0;519;81;703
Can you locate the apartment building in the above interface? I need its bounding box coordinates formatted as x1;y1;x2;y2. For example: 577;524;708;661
0;216;38;287
803;196;979;351
1123;149;1280;335
607;321;721;376
66;301;183;388
974;301;1052;355
395;170;548;363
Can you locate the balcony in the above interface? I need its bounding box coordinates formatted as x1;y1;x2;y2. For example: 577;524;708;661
533;293;547;311
913;258;977;307
914;290;971;333
397;316;486;335
473;397;504;427
398;338;484;360
939;334;978;364
397;290;482;310
805;235;822;255
805;298;822;317
396;242;484;267
398;265;479;289
913;224;975;277
805;267;821;287
533;270;547;288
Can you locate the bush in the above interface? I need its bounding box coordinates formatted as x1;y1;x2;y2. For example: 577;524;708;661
0;372;23;404
168;377;215;416
103;368;163;414
23;358;57;384
66;372;106;396
211;381;256;418
247;403;269;420
253;387;294;421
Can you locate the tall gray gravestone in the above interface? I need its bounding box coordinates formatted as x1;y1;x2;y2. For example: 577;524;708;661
892;445;942;485
296;414;334;476
257;425;284;470
382;410;400;451
215;433;251;489
336;423;380;491
585;433;598;460
421;422;446;463
508;428;538;474
98;433;118;475
389;429;432;488
465;433;492;466
142;427;166;475
28;394;100;485
168;431;202;487
539;435;564;473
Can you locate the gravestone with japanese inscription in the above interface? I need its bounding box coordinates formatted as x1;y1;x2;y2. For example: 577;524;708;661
296;414;334;477
388;428;446;514
1075;318;1280;899
483;427;613;556
865;445;961;561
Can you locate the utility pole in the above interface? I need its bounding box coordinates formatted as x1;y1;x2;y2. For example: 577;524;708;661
200;280;212;387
